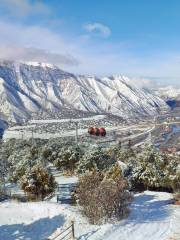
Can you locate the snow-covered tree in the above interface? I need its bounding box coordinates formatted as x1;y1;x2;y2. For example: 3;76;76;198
0;141;10;194
54;145;83;173
0;157;8;194
105;163;122;181
164;156;180;193
108;146;136;166
8;146;42;183
21;165;57;200
76;147;115;174
130;146;168;190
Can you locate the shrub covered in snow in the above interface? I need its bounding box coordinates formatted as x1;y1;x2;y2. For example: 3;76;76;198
21;165;57;200
75;168;133;224
76;147;115;174
105;162;123;181
0;156;9;194
54;145;83;173
0;138;81;181
165;157;180;193
128;146;179;191
115;148;136;163
1;138;180;196
8;146;44;183
110;146;180;193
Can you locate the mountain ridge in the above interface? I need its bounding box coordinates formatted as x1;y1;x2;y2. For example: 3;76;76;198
0;60;168;123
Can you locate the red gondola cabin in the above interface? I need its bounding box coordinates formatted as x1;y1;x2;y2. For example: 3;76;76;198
88;127;106;137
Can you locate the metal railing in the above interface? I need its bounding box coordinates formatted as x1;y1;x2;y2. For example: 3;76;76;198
46;221;75;240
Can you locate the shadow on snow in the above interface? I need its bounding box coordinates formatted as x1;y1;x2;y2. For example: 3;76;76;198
128;193;172;223
0;214;65;240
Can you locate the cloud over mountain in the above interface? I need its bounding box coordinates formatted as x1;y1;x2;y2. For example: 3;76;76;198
0;45;79;66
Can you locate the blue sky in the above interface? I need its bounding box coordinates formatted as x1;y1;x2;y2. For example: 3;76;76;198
0;0;180;86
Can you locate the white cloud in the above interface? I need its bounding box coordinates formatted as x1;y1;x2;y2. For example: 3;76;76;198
0;21;69;52
83;23;111;38
128;77;159;89
0;21;79;66
0;0;50;17
0;45;79;66
0;20;180;86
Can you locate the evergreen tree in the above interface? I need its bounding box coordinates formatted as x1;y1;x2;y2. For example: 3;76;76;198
21;165;57;200
54;145;82;173
76;147;115;174
130;146;168;190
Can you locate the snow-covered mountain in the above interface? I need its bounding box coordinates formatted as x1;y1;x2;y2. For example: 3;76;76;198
155;86;180;99
0;60;168;123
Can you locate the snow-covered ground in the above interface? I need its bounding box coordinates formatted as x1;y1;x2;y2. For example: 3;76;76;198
103;191;180;240
3;120;150;141
3;125;120;140
29;115;106;124
3;127;87;139
0;191;179;240
0;201;66;240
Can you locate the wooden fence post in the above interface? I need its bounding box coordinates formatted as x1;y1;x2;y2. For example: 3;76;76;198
71;221;75;239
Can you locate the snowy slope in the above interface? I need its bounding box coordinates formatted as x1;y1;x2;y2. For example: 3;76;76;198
0;191;179;240
70;75;168;119
0;60;168;123
0;202;66;240
103;191;180;240
155;86;180;99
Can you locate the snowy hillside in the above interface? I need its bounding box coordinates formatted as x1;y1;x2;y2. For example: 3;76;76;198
0;60;168;123
155;86;180;99
0;191;179;240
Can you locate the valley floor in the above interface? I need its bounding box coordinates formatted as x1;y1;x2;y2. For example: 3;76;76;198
0;191;179;240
